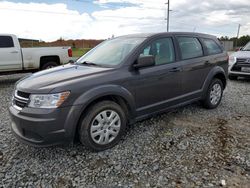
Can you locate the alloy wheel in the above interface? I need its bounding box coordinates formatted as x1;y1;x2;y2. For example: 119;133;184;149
210;83;222;105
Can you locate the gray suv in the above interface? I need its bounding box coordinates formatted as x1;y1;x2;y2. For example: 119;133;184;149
9;32;228;151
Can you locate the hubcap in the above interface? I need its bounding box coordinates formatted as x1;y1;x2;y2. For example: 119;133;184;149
90;110;121;145
210;83;222;105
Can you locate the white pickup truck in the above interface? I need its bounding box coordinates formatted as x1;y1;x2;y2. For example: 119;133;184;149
0;34;72;74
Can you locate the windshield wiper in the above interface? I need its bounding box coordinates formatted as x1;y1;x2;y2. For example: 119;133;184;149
77;61;108;68
80;61;99;66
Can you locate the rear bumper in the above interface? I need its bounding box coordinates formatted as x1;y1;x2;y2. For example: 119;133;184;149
9;105;82;147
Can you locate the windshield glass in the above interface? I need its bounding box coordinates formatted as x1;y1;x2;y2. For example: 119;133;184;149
76;37;145;67
242;42;250;51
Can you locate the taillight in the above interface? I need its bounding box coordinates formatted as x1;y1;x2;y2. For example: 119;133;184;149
68;48;72;57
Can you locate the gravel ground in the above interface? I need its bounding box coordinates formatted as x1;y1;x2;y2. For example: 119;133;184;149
0;74;250;188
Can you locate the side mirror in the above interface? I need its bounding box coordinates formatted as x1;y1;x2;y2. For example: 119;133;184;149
236;47;243;51
133;55;155;69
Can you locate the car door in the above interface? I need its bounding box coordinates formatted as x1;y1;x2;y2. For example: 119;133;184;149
131;37;183;116
0;36;22;71
175;36;208;96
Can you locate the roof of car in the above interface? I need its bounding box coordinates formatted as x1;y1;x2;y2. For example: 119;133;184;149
118;32;216;39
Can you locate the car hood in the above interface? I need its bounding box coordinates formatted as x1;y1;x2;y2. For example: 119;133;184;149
16;64;112;93
230;51;250;58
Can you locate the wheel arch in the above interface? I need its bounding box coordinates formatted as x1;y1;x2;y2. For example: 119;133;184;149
40;56;60;69
213;72;227;89
71;85;136;141
202;66;227;98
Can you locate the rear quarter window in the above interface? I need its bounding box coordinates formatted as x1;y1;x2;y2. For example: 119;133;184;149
202;38;222;55
0;36;14;48
177;37;203;60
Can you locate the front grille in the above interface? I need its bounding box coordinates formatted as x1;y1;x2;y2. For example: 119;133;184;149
13;90;30;109
232;58;250;72
17;90;30;99
236;58;249;63
14;99;27;108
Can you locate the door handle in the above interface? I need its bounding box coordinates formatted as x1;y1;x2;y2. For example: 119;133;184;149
10;51;19;53
169;67;181;72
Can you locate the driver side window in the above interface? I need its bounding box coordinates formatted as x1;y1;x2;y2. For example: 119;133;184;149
140;38;175;65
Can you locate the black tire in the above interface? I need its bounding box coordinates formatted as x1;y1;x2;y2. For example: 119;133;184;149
202;78;223;109
228;74;237;80
41;62;58;70
79;100;127;151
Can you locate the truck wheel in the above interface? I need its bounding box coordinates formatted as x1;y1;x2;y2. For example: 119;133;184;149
202;78;223;109
41;62;58;70
79;101;127;151
228;75;237;80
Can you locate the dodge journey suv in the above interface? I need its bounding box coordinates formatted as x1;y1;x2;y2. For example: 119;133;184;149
9;32;228;151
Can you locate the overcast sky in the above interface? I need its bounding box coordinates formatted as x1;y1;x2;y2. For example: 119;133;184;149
0;0;249;41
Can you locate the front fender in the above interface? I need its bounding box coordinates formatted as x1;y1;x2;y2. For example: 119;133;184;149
73;84;136;115
66;85;136;141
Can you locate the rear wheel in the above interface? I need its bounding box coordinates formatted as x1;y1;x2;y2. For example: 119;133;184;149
79;101;127;151
202;78;223;109
228;75;238;80
41;62;58;70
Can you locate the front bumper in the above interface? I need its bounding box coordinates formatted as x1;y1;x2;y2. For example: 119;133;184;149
229;62;250;77
9;105;82;147
229;70;250;77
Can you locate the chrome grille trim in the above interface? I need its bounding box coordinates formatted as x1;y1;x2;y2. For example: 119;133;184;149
14;90;29;101
12;90;30;110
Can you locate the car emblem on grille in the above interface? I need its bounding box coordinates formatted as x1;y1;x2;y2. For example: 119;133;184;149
245;59;250;63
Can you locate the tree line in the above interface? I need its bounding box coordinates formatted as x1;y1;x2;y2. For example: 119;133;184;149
219;35;250;47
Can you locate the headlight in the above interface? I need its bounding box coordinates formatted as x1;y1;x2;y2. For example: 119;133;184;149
228;56;236;66
28;91;70;108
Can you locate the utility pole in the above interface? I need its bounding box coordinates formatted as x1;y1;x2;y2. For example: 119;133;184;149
165;0;170;32
236;24;241;48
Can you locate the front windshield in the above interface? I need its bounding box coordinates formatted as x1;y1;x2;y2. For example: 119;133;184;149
242;42;250;51
76;37;145;67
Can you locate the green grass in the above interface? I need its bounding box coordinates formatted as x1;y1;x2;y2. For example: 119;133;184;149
72;48;91;57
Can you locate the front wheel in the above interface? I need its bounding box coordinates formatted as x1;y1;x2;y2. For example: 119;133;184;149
202;78;223;109
78;101;127;151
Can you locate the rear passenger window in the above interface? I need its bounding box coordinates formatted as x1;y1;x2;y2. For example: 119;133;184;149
202;38;222;55
177;37;203;60
0;36;14;48
140;38;175;65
